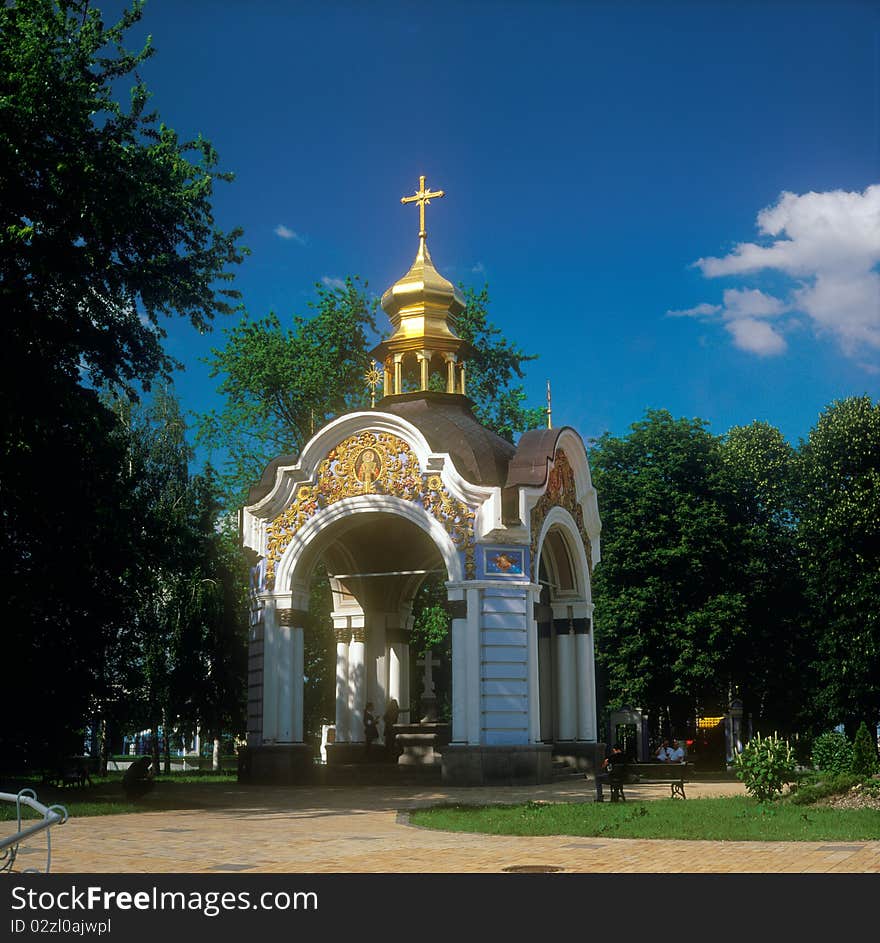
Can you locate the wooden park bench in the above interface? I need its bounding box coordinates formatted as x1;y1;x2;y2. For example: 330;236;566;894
626;762;692;799
591;761;692;802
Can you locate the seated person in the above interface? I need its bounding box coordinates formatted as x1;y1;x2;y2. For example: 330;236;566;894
122;755;154;799
668;739;685;763
655;739;671;762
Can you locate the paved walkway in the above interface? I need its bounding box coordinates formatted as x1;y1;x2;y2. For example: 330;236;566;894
22;779;880;873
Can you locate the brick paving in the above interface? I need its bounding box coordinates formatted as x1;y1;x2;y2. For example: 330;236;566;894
22;778;880;874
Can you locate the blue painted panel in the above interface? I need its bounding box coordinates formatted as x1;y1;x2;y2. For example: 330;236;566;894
484;695;528;713
481;680;529;696
481;628;527;646
481;595;528;614
482;712;529;729
481;645;528;663
484;729;529;746
481;612;528;630
482;663;528;680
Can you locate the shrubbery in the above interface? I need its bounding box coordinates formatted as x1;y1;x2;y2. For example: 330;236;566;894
851;722;879;777
734;732;796;802
788;771;863;806
811;731;852;774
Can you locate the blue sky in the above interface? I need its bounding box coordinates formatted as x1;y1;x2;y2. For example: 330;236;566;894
119;0;878;454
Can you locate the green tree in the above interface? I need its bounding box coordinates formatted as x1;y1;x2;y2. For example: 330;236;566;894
199;277;378;508
719;422;809;734
0;0;246;393
797;396;880;735
589;410;747;733
456;285;546;442
0;0;245;768
850;721;879;777
112;391;248;773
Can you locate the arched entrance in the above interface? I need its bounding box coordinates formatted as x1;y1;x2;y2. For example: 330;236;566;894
534;511;597;748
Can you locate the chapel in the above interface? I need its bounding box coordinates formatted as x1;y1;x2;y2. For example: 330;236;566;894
240;176;602;785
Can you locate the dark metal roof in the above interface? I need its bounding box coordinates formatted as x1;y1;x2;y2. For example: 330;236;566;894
378;392;516;487
505;427;565;489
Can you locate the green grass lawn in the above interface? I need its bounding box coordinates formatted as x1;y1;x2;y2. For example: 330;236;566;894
409;797;880;842
0;771;238;820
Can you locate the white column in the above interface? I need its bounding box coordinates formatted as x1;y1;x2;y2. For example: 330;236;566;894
275;622;293;742
368;614;386;726
466;586;481;745
451;609;468;743
261;602;279;743
575;623;593;740
555;620;577;741
526;585;541;744
348;620;366;742
387;625;409;722
334;623;350;742
292;624;304;742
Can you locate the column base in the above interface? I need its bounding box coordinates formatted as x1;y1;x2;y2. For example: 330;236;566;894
441;744;554;786
240;744;315;784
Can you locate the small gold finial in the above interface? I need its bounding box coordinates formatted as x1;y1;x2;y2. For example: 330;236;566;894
546;379;552;429
401;174;445;241
364;359;382;408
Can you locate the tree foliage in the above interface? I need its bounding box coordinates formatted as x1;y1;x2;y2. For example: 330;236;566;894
589;410;748;728
0;0;245;768
797;396;880;734
0;0;246;392
199;277;378;507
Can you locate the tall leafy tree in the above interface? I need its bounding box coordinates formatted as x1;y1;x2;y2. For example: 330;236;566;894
199;277;378;508
589;410;747;734
719;422;808;733
797;396;880;736
0;0;245;767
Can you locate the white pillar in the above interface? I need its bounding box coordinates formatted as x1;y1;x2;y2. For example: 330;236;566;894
466;586;481;745
261;602;279;743
526;586;541;744
555;620;577;741
275;622;293;741
451;608;468;743
368;614;386;727
334;624;350;742
387;627;409;722
292;624;304;742
348;621;366;742
575;622;594;741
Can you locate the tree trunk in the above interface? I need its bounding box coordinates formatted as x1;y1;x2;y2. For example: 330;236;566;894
98;715;109;777
150;723;161;778
212;737;220;772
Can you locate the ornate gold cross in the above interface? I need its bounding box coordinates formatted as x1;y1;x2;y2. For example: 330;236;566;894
401;175;445;239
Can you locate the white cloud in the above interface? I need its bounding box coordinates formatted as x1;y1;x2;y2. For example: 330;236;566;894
471;261;487;276
321;276;346;290
667;302;721;318
725;318;787;356
666;288;788;356
673;185;880;365
274;224;306;244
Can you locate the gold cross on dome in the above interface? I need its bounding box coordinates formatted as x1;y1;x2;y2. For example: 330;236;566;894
401;175;445;239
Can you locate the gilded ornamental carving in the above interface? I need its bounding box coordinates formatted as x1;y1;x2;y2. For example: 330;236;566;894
266;431;475;586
